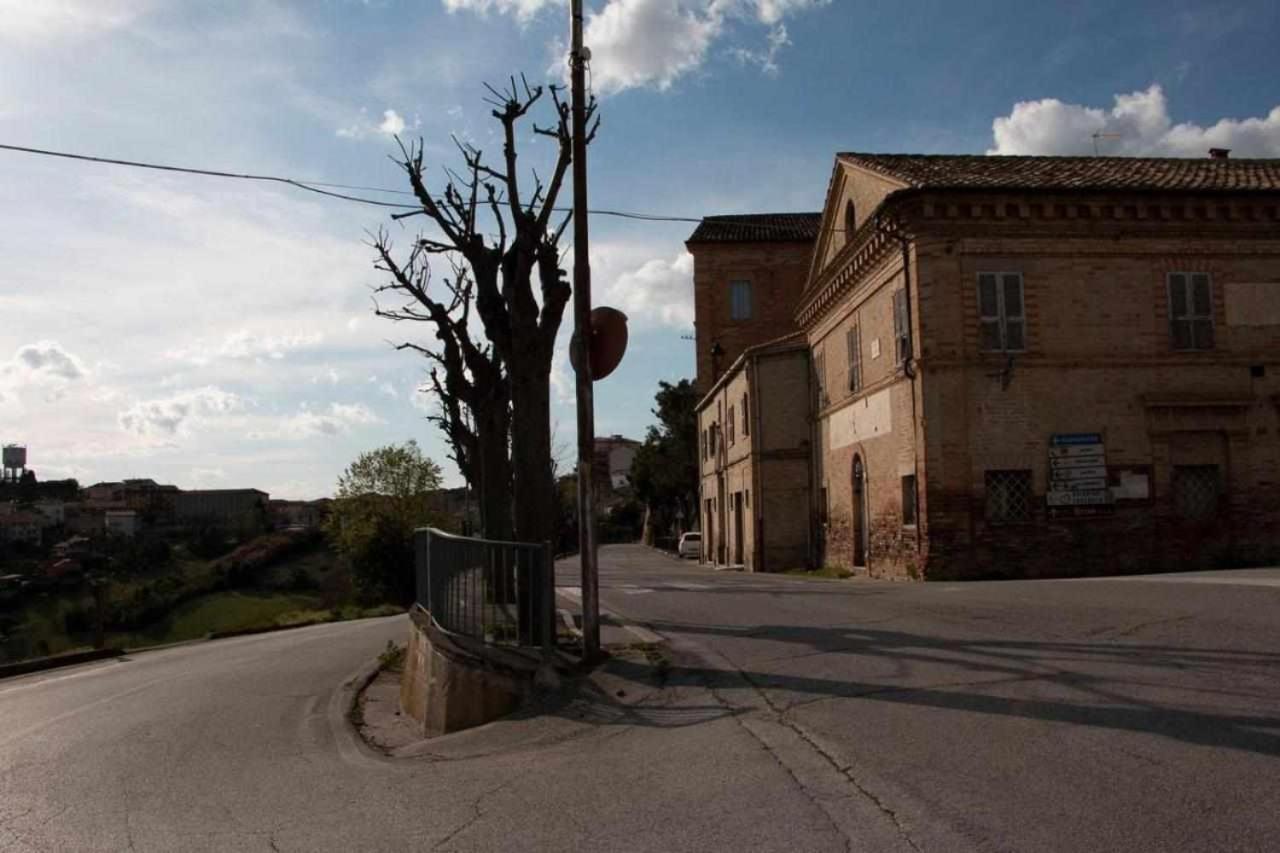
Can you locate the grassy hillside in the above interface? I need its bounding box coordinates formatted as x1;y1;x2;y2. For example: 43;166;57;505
0;530;403;663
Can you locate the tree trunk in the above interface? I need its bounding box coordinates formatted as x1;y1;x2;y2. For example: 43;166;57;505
475;392;513;542
509;357;555;643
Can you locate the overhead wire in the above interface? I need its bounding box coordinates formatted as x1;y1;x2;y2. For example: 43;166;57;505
0;140;834;233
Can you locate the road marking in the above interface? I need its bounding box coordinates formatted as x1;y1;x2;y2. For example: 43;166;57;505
558;586;664;645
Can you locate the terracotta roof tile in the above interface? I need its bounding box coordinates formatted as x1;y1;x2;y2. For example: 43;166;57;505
839;153;1280;193
687;212;822;243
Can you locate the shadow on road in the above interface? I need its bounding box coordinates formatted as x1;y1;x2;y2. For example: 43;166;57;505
598;620;1280;756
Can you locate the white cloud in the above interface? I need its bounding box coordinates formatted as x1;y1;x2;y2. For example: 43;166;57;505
989;84;1280;157
117;386;247;438
442;0;562;22
443;0;824;94
583;0;721;94
255;402;383;440
166;330;323;366
8;341;87;381
598;251;694;329
379;109;407;135
336;106;418;139
0;341;90;403
728;23;789;75
0;0;149;43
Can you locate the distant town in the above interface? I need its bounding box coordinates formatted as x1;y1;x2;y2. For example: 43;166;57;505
0;435;642;587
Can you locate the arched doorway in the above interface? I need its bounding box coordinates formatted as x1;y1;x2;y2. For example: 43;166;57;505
852;455;868;567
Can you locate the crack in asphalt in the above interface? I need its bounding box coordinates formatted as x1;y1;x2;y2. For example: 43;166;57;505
696;650;924;853
430;778;516;851
703;677;853;852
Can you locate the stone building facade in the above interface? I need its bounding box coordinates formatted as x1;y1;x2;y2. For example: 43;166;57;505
696;334;812;571
686;213;820;392
797;152;1280;579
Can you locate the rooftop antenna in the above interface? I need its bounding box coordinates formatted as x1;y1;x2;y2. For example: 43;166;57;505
1092;132;1122;156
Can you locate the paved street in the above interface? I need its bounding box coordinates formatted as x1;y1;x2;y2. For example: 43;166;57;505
2;546;1278;851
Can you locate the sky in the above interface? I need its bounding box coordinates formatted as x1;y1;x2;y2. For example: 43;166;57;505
1;0;1278;499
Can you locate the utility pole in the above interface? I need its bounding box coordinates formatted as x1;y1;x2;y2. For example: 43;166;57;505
570;0;600;663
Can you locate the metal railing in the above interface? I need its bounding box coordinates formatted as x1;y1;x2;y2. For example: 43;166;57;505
414;527;554;652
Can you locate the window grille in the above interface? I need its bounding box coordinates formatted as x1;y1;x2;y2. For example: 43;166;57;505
1172;465;1220;520
985;470;1032;523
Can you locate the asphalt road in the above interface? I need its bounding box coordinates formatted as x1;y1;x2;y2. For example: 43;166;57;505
2;547;1278;851
567;548;1280;853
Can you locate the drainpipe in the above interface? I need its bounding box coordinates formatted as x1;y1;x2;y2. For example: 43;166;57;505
881;211;925;561
749;351;765;572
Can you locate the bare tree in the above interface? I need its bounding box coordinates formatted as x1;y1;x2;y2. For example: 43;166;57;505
372;236;513;540
390;75;598;549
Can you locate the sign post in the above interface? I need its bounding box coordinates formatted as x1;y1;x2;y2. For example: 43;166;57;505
1047;433;1112;508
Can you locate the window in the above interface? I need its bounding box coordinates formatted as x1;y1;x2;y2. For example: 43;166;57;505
844;199;856;242
728;406;735;445
730;280;752;320
985;470;1032;523
846;324;862;392
700;429;706;460
1172;465;1220;520
978;273;1026;352
1168;272;1214;350
742;393;750;436
709;423;717;456
901;475;917;526
892;289;912;363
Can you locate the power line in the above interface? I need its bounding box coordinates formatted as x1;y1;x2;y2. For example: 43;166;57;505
0;140;824;232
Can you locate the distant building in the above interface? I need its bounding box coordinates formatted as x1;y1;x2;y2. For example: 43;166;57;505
594;435;641;496
0;512;43;546
104;509;139;539
174;489;269;530
33;499;65;528
269;498;330;530
83;482;123;502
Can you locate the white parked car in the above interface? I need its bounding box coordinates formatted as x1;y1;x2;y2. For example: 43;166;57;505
677;532;701;559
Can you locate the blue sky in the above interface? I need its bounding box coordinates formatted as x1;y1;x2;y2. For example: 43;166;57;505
1;0;1278;498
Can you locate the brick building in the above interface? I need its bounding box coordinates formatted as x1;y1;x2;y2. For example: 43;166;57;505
796;151;1280;579
697;333;812;571
686;213;820;392
174;488;269;531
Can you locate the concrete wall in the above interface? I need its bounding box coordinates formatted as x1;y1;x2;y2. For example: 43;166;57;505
400;608;537;737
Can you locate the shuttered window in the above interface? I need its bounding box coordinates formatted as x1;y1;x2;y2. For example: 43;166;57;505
1168;272;1214;350
742;393;750;436
846;324;862;392
892;289;911;363
977;272;1026;352
730;280;752;320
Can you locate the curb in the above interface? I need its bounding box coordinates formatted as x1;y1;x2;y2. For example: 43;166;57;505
0;647;124;681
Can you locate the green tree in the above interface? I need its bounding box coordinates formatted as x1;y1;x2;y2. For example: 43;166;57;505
324;440;449;606
630;379;699;544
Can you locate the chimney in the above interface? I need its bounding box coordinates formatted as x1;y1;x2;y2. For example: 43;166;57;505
1209;148;1231;159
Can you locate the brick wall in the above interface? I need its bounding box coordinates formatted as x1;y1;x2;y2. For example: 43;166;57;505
908;194;1280;578
688;241;814;393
